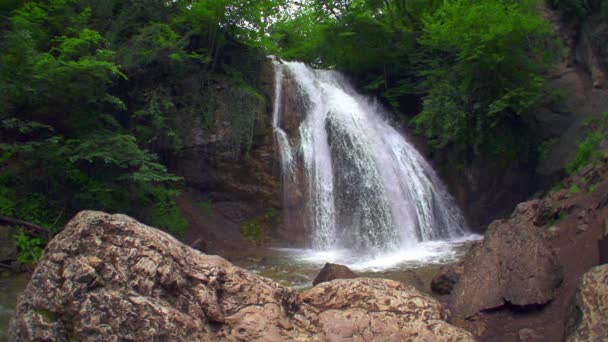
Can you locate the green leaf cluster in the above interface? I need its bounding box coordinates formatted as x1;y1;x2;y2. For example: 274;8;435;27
566;112;608;174
14;230;45;267
415;0;558;153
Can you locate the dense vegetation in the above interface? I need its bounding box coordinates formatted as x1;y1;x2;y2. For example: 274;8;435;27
272;0;561;156
0;0;286;237
1;0;601;252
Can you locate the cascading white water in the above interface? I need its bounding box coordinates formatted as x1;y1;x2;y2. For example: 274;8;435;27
272;60;467;256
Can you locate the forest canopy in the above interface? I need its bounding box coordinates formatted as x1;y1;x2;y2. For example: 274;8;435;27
0;0;567;236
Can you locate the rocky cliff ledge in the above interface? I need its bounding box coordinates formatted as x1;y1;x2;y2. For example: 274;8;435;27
9;211;473;341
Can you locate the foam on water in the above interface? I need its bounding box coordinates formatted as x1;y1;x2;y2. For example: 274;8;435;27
271;234;482;272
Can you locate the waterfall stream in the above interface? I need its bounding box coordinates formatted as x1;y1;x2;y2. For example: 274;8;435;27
272;60;468;258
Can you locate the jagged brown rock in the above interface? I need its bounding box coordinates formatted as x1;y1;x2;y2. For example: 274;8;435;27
566;265;608;342
449;200;563;319
10;211;474;341
312;263;358;286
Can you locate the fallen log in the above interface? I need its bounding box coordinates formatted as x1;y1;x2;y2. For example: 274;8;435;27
0;216;51;239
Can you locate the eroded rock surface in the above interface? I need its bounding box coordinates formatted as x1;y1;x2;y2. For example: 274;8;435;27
566;265;608;342
10;211;474;341
449;200;563;319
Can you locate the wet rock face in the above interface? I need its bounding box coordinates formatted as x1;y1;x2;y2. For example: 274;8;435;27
431;263;464;295
566;265;608;342
10;211;474;341
312;263;358;286
449;200;563;319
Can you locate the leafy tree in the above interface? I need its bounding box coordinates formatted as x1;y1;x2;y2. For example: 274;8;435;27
0;0;185;233
415;0;558;154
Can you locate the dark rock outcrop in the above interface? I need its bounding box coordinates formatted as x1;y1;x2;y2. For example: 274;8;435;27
0;225;18;262
565;265;608;342
449;200;563;319
10;211;474;341
312;263;358;286
431;263;464;295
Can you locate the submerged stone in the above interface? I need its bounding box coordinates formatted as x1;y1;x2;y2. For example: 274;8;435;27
312;263;358;286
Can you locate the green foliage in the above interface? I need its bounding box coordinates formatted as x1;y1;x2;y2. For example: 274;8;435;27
272;0;560;160
14;230;45;267
142;187;188;236
0;0;295;237
550;183;564;194
589;183;599;193
0;186;17;217
569;184;581;195
0;0;205;235
548;211;569;227
240;209;278;245
199;201;214;217
566;112;608;174
567;133;603;174
415;0;558;152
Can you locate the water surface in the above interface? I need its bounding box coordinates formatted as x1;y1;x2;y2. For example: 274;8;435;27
0;273;29;340
236;234;481;289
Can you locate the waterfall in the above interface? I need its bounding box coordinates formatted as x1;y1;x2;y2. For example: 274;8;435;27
272;60;467;255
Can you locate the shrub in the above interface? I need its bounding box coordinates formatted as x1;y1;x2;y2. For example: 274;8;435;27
569;184;581;194
14;230;45;267
566;132;603;174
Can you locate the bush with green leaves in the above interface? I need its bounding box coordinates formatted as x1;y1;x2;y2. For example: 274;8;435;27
566;112;608;174
415;0;558;153
567;133;603;174
14;230;45;267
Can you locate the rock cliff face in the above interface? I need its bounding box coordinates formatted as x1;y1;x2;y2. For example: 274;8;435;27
172;58;280;209
449;200;564;320
447;156;608;341
10;211;474;341
165;55;286;253
535;6;608;183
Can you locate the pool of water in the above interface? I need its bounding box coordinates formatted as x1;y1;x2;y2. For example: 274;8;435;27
235;234;482;290
0;273;30;340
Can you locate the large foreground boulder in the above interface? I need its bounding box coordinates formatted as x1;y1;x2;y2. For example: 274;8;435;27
10;211;474;341
566;265;608;342
449;200;563;319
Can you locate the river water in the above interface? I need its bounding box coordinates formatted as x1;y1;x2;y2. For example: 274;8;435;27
235;235;481;289
0;273;29;339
